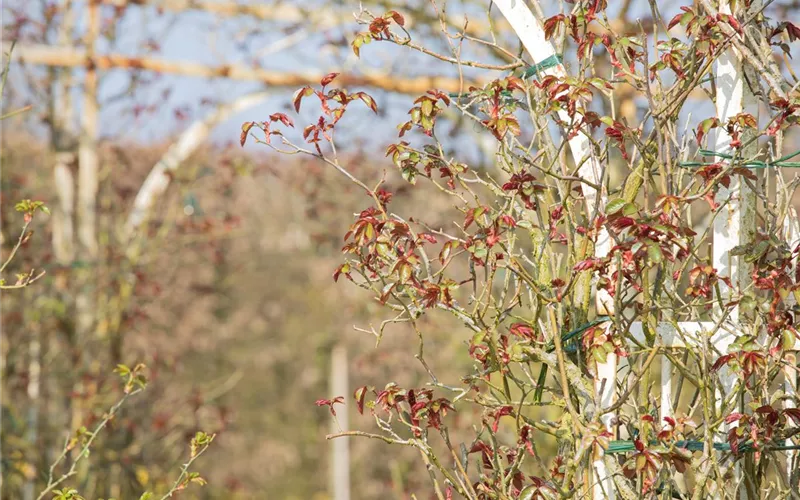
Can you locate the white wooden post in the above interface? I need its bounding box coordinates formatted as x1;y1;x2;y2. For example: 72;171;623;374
491;2;614;497
710;12;757;498
783;208;799;481
329;344;350;500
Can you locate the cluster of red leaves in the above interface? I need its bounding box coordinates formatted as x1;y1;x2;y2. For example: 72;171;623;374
315;396;345;416
731;230;800;344
725;406;800;457
582;197;695;303
501;172;545;210
242;73;377;155
685;265;728;300
542;0;608;60
479;78;524;140
240;112;293;147
767;97;800;136
335;203;462;310
351;10;406;57
668;6;743;51
468;433;554;498
621;416;696;494
353;384;454;437
581;323;627;366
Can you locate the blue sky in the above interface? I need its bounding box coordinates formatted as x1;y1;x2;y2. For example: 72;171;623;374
5;0;799;158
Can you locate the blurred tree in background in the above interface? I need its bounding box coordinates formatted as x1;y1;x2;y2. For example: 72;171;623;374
3;0;800;498
1;1;491;497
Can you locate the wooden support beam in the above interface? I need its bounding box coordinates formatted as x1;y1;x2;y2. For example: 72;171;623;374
628;322;733;350
97;0;505;38
99;0;346;25
77;3;100;259
3;41;481;94
783;208;799;479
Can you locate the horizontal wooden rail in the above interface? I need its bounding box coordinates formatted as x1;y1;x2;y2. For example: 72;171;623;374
97;0;502;36
4;41;478;94
99;0;349;26
628;321;734;350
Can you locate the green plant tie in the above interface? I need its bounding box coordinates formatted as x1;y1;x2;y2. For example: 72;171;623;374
448;55;562;99
448;89;515;99
680;149;800;169
604;439;800;454
533;315;612;402
546;315;611;353
521;54;563;79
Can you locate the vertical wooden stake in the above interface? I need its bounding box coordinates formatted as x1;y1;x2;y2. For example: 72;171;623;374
77;0;99;259
72;0;101;463
783;208;799;484
330;344;350;500
490;2;613;497
711;1;757;496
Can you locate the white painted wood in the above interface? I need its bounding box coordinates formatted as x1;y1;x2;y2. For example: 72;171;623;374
330;345;350;500
785;351;798;480
709;2;756;495
784;208;799;479
660;358;673;421
628;322;733;350
710;7;756;468
710;0;758;321
494;1;784;496
783;206;800;352
491;2;614;497
489;0;609;254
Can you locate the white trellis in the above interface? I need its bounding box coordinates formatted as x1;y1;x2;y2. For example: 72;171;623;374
493;1;798;498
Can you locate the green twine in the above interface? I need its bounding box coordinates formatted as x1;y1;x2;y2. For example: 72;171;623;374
535;318;800;457
447;55;562;99
551;315;611;353
533;315;612;402
604;439;800;454
448;89;514;99
183;192;203;216
680;149;800;169
521;54;563;79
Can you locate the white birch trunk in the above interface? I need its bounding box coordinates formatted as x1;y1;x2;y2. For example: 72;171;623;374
125;91;269;237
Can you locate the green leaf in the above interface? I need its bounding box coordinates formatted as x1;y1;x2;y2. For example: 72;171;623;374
782;330;796;350
594;348;608;363
472;245;488;260
646;243;663;264
401;166;417;184
600;115;616;127
622;202;638;216
421;99;433;116
398;263;412;283
605;198;627;214
439;240;456;264
420;115;433;131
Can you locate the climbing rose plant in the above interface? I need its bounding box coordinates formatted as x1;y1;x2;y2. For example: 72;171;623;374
245;1;800;498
